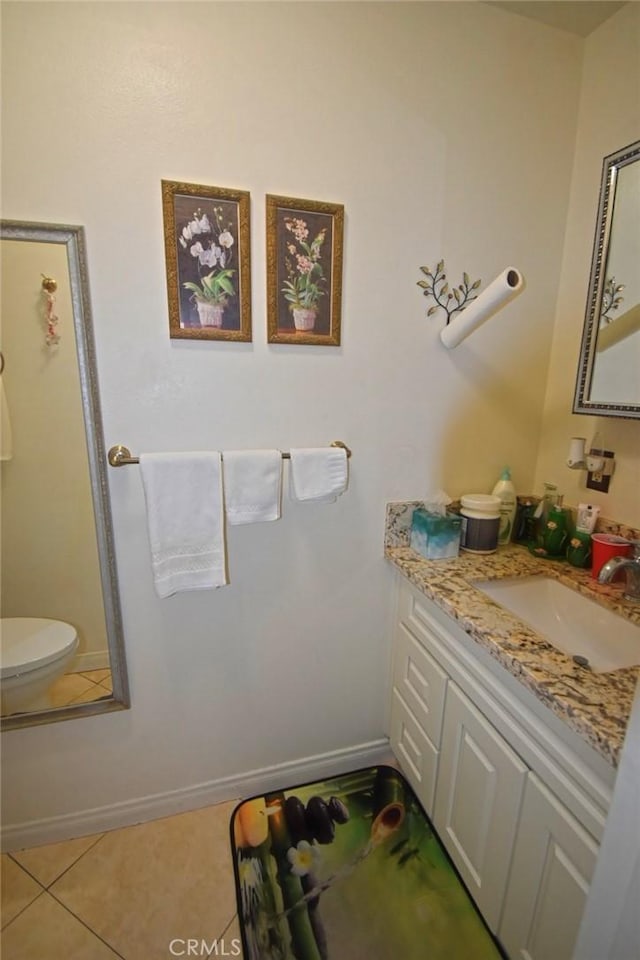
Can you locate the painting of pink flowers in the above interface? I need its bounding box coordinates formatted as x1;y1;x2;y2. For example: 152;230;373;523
267;194;344;346
162;180;252;341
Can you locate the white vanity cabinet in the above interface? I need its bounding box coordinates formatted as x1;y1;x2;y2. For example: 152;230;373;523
433;682;527;931
388;578;614;960
499;772;598;960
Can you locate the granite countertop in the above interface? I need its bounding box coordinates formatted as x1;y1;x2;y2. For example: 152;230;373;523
385;502;640;768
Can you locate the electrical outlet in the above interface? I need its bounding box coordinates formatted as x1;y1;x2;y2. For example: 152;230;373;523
586;449;615;493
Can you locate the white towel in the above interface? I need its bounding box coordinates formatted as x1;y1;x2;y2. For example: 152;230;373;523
139;452;227;598
289;447;348;503
222;450;282;525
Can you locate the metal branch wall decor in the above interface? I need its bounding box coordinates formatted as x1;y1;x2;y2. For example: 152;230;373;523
417;260;481;325
599;276;625;325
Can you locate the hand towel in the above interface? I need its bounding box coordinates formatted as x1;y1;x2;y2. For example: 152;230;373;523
222;449;282;525
289;447;348;503
139;452;227;598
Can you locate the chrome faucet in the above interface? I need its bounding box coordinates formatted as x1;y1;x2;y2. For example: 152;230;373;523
598;540;640;601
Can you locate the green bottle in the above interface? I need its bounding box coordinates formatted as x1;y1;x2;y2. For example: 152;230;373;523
567;530;592;568
541;505;569;557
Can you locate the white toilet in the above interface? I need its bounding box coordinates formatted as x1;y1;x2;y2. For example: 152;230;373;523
0;618;79;714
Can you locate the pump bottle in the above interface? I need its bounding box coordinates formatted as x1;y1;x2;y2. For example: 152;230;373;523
492;467;517;545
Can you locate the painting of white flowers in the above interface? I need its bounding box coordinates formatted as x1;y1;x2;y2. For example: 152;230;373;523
162;179;252;341
267;194;344;346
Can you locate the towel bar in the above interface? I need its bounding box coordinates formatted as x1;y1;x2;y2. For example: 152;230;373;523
107;441;351;467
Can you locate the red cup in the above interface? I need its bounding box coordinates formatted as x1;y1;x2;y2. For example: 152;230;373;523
591;533;631;579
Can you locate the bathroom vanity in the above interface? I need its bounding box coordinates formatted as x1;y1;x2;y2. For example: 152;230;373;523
384;503;640;960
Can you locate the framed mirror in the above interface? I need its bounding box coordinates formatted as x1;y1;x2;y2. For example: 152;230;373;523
573;140;640;418
0;221;129;729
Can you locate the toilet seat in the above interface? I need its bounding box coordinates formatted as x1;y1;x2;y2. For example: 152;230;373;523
0;619;78;679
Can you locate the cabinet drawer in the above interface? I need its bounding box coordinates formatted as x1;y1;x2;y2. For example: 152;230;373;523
392;621;448;747
390;689;439;816
398;582;450;652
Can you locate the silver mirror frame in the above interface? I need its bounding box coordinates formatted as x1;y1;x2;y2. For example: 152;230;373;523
1;220;130;729
573;140;640;419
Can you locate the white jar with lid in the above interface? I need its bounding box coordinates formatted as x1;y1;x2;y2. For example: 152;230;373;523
459;494;501;554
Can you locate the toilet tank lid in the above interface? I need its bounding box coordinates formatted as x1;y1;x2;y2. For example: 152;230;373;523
0;618;78;677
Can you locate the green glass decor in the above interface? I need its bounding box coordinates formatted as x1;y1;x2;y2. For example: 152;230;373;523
540;505;569;557
567;530;592;568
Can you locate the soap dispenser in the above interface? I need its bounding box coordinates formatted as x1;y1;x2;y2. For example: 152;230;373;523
491;467;517;545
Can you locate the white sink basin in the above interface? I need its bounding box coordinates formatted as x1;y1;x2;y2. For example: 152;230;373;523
473;576;640;673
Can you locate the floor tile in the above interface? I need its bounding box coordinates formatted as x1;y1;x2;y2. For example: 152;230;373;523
71;686;110;705
51;801;238;960
222;914;244;958
48;674;96;708
0;891;121;959
11;834;103;888
81;670;111;684
1;856;43;929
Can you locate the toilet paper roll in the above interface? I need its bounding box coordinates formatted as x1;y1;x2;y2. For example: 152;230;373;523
440;267;525;349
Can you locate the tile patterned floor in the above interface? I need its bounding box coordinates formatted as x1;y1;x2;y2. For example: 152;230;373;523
1;800;243;959
1;670;113;719
48;669;113;709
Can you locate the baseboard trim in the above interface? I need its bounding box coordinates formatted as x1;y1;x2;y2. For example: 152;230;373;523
70;650;110;673
1;738;393;852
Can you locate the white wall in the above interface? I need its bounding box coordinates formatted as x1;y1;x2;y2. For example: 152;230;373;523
553;9;640;956
533;2;640;525
0;1;583;836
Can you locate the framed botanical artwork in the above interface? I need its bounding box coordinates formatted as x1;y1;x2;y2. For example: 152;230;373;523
161;179;252;341
266;194;344;346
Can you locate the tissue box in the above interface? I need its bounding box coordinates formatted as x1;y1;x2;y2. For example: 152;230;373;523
410;509;461;560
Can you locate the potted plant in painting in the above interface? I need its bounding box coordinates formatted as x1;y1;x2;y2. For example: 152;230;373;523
179;207;236;327
281;217;327;331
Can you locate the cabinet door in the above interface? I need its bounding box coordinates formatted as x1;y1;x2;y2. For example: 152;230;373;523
390;689;439;815
499;772;598;960
434;682;527;932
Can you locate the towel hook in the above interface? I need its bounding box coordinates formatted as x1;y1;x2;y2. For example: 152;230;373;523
41;274;60;346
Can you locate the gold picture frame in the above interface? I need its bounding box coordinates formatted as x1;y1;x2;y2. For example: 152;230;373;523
162;179;252;341
266;194;344;346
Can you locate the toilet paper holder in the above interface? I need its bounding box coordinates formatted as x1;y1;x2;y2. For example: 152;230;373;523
417;260;526;349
